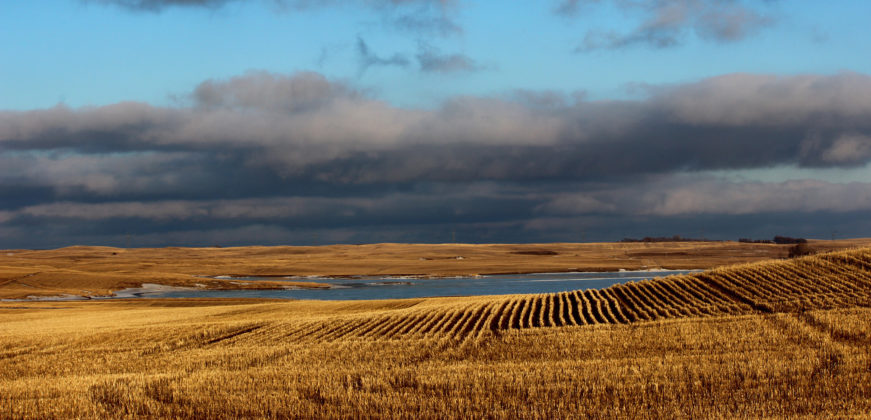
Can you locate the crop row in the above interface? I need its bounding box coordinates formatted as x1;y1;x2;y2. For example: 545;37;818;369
273;248;871;342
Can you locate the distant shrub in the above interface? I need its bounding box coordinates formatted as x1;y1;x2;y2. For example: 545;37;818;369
621;235;715;243
788;242;815;258
774;236;808;245
512;250;559;256
738;238;774;244
739;236;807;245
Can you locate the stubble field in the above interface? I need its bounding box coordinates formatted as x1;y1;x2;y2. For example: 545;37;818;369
2;238;870;299
2;247;871;418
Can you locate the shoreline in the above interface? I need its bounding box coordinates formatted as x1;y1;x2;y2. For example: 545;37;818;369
3;240;869;300
2;268;702;302
211;267;703;280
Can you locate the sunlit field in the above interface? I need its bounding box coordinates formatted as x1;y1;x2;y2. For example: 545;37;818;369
2;248;870;418
3;239;869;299
6;0;871;418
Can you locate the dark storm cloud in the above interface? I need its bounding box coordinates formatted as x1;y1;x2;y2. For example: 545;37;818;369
5;186;534;227
0;181;543;247
4;177;871;248
4;70;871;246
561;0;775;51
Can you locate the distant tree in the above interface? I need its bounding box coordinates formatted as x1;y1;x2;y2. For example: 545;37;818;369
621;235;717;243
739;238;774;244
788;242;815;258
774;236;807;245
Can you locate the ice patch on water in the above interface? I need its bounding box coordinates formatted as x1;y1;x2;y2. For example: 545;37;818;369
112;283;197;298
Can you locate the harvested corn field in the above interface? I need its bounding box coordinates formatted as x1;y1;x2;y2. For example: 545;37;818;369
2;248;871;418
4;239;870;300
206;248;871;343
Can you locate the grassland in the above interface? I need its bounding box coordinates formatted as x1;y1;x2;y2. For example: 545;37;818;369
2;238;870;299
2;247;871;418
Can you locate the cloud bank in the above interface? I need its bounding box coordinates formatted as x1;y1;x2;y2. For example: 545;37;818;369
2;70;871;247
561;0;776;51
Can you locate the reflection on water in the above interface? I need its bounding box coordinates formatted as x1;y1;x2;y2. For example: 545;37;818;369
137;270;700;301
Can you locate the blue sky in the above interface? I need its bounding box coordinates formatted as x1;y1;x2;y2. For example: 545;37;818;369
3;1;870;110
2;0;871;247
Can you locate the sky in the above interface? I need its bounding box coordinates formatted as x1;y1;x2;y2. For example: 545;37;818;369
1;0;871;248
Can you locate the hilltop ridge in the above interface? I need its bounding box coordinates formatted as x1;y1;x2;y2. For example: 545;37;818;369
3;238;870;299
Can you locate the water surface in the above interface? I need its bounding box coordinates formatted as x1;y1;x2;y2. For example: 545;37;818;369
132;270;699;301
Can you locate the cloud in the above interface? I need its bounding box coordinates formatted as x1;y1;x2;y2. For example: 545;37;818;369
356;37;411;75
4;71;871;188
0;183;543;245
416;43;483;73
192;70;361;111
637;179;871;216
390;13;461;37
298;0;463;36
88;0;462;36
4;70;871;246
534;194;616;215
565;0;776;51
650;72;871;126
6;175;871;247
86;0;236;12
91;0;455;12
817;134;871;166
526;175;871;218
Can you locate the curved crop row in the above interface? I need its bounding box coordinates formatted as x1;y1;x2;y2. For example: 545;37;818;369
271;248;871;343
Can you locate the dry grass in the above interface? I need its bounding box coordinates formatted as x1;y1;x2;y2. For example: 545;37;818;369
1;247;871;418
2;238;870;299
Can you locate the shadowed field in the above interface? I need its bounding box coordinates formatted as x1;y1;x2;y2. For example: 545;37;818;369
2;248;871;418
2;238;870;299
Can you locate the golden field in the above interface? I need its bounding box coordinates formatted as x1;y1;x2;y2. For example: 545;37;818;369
2;247;871;418
2;238;870;299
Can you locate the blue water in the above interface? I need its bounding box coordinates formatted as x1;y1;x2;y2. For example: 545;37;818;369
139;270;699;301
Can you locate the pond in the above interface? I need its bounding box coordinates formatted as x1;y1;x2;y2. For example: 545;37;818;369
121;269;700;301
